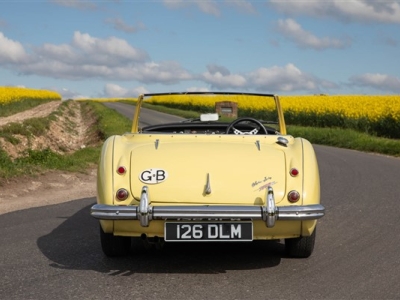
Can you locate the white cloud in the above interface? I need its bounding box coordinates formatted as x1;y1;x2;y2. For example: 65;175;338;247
200;63;334;93
349;73;400;92
276;18;351;50
133;86;150;96
207;64;231;76
131;61;193;84
0;31;192;84
197;0;220;16
103;83;148;98
163;0;220;16
202;65;247;89
105;18;146;33
71;32;148;63
269;0;400;24
225;0;256;14
4;30;398;94
0;32;29;64
246;64;320;92
186;86;210;92
37;43;79;64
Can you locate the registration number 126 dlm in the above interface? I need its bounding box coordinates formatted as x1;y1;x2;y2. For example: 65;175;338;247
164;222;253;241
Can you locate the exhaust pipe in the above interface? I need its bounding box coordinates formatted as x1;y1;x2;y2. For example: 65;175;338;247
140;234;164;250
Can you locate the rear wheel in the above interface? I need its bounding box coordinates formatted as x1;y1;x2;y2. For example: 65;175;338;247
99;225;131;257
285;228;316;258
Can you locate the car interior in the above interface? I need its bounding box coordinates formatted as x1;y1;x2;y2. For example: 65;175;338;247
141;117;279;135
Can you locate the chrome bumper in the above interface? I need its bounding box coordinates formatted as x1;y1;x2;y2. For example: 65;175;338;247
91;186;325;228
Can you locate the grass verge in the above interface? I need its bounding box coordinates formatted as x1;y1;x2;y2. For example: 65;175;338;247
287;126;400;157
0;101;131;182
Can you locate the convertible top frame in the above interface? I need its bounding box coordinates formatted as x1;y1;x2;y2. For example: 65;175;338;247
131;92;287;135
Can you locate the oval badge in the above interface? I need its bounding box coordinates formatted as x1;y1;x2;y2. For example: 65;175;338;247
139;168;168;184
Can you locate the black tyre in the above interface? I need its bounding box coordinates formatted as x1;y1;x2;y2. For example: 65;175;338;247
99;225;131;257
285;228;316;258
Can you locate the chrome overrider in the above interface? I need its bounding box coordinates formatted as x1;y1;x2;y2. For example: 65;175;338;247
91;186;325;228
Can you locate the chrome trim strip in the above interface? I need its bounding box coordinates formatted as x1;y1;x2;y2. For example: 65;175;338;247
91;205;138;220
153;205;263;219
91;204;325;224
204;173;211;195
277;205;325;220
91;186;325;227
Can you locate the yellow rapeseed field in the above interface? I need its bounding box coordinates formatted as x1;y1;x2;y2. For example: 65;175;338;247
146;93;400;138
147;94;400;122
0;86;61;104
279;95;400;122
80;93;400;124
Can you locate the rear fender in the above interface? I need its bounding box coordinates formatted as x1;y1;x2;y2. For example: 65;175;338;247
97;136;116;206
300;138;320;236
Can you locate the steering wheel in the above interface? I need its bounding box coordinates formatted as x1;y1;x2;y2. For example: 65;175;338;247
226;117;268;135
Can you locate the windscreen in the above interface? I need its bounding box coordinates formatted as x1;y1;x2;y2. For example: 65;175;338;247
139;92;280;130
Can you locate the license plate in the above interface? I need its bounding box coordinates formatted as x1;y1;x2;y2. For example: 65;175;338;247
164;222;253;242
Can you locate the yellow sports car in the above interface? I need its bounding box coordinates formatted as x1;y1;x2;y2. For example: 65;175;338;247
91;92;325;258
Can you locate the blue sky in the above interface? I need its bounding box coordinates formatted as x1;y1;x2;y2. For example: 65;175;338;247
1;0;400;99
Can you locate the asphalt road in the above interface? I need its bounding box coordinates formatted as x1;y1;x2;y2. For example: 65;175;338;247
103;101;185;126
1;103;399;300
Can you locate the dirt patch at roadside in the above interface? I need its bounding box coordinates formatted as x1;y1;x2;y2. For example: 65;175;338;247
0;101;99;215
0;168;97;215
0;101;62;127
0;101;100;159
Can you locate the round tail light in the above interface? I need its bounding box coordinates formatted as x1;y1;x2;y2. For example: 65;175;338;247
116;188;129;201
288;190;300;203
117;166;126;175
290;168;299;177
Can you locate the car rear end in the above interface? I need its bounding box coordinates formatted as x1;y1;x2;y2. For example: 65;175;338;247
92;133;324;256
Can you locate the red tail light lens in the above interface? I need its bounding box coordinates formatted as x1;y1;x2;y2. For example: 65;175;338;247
288;190;300;203
116;188;129;201
290;168;299;177
117;166;126;175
